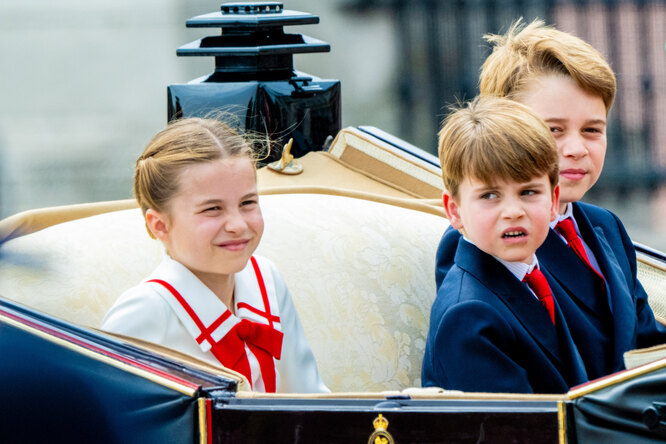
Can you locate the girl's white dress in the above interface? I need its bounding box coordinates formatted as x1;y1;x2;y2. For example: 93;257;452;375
101;254;328;393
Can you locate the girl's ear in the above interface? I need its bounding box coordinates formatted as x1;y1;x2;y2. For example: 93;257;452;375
145;209;169;242
442;191;464;230
550;184;561;222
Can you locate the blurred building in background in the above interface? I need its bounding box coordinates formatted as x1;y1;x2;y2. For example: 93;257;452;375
1;0;665;249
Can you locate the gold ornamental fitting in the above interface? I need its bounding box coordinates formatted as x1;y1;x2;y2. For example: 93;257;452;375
267;138;303;175
367;414;395;444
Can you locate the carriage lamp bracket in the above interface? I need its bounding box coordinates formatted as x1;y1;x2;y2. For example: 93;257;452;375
642;402;666;432
289;76;323;96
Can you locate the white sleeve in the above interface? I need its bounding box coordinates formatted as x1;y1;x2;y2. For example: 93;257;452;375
101;285;171;345
271;264;330;393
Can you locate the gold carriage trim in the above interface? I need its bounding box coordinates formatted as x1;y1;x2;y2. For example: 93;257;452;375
198;398;209;444
368;414;395;444
558;401;568;444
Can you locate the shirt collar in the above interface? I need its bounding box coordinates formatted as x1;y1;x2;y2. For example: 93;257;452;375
462;236;539;281
496;255;539;282
550;202;574;228
549;202;583;238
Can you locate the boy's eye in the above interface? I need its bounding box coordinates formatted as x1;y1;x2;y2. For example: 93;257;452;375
480;192;498;200
203;206;221;213
521;189;537;196
583;127;602;134
550;126;563;134
241;199;258;207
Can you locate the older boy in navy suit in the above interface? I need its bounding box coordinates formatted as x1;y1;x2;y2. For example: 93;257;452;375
422;96;588;393
435;20;666;382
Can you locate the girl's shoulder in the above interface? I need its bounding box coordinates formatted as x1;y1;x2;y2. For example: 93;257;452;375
101;281;172;339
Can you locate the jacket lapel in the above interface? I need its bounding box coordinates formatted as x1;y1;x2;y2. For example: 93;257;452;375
537;230;600;313
542;268;589;386
454;240;565;369
572;203;636;367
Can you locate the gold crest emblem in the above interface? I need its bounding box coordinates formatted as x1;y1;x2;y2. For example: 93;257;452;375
367;414;395;444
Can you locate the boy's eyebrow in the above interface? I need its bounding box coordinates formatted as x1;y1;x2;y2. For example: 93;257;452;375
521;181;549;188
470;183;498;192
543;117;606;126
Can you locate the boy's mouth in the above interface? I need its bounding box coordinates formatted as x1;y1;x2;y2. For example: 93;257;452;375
502;230;526;238
560;168;587;181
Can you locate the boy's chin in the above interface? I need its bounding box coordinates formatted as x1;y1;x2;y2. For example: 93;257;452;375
560;185;595;208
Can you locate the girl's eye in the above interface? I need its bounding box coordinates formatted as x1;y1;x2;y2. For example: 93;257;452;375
242;199;257;206
203;206;221;212
550;126;563;134
583;127;602;134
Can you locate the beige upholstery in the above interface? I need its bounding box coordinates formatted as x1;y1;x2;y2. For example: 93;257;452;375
0;192;447;393
637;256;666;325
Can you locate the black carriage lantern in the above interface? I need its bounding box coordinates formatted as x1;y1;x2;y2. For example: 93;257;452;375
168;2;341;161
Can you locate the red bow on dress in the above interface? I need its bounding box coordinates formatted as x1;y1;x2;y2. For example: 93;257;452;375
210;319;283;392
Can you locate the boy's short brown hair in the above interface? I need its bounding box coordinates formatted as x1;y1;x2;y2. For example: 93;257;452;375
439;96;559;197
479;19;616;113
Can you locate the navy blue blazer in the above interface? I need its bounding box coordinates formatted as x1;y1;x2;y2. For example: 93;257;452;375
434;201;666;380
422;238;588;394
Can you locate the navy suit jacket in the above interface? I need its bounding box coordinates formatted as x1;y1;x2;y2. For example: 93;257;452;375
434;201;666;380
422;238;588;393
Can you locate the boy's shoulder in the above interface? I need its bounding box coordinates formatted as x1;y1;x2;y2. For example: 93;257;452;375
438;242;514;305
572;201;630;246
574;201;617;221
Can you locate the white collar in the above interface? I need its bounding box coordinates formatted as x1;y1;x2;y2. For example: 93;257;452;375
145;255;281;353
496;255;539;282
462;236;539;281
550;202;574;228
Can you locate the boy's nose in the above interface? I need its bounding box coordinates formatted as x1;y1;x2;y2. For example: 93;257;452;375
502;198;525;219
560;135;588;158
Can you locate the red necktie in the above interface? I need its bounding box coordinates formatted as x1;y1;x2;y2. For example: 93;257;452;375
523;267;556;324
555;218;604;282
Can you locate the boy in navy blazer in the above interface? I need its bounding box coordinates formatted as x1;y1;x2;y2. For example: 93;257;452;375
435;19;666;383
422;96;588;393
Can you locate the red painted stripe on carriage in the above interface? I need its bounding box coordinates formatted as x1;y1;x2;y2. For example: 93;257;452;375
0;308;200;392
236;302;281;323
206;398;213;444
250;256;274;328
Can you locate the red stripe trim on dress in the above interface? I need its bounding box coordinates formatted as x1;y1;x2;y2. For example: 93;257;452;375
147;278;231;348
195;311;232;345
250;256;274;328
236;302;280;324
